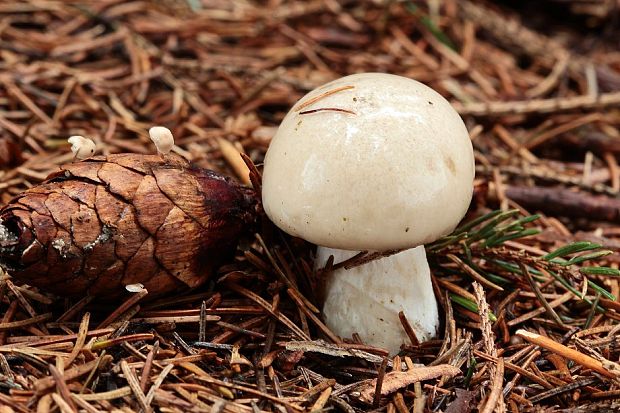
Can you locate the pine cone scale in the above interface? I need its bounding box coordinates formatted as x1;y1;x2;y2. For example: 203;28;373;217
94;185;126;227
155;205;207;287
133;175;175;235
152;167;212;228
84;237;117;278
17;193;49;215
31;212;56;246
88;261;123;293
58;161;102;183
61;180;96;207
114;205;148;261
17;261;48;284
45;192;78;231
22;240;43;265
72;205;101;249
98;162;143;201
125;237;159;282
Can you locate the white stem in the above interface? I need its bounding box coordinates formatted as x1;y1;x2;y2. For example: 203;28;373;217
316;246;439;354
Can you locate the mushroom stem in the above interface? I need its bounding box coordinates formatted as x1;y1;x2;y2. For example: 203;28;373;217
316;245;439;354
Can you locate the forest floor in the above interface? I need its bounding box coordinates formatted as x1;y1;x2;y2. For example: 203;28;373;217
0;0;620;412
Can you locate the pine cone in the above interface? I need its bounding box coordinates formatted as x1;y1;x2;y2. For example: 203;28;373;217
0;153;256;297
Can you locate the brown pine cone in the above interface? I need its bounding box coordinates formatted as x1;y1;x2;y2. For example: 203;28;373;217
0;153;256;297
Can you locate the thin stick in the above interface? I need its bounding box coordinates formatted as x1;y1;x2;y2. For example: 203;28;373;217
57;296;94;322
36;356;112;393
453;91;620;116
70;395;100;413
217;138;251;186
287;288;341;344
0;313;52;331
51;393;77;413
310;386;333;412
226;283;310;340
76;387;132;401
516;330;618;378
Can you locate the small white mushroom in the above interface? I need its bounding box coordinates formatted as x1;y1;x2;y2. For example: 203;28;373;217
149;126;174;155
261;73;475;354
125;283;144;293
67;135;96;160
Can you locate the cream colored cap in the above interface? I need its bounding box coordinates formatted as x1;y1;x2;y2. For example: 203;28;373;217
149;126;174;155
262;73;474;251
68;135;96;160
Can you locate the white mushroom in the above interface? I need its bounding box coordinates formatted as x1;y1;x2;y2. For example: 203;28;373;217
125;283;145;293
149;126;174;155
261;73;474;354
67;135;96;160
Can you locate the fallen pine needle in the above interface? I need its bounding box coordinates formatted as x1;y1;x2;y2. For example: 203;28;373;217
294;85;355;111
217;138;251;186
74;386;132;401
516;329;618;379
480;358;504;413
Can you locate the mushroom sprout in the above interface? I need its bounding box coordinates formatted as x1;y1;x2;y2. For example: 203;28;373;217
149;126;174;155
67;135;96;160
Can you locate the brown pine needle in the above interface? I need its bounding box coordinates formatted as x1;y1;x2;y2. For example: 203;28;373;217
121;360;149;411
398;311;420;347
447;254;504;291
480;358;505;413
299;107;357;115
294;85;355;111
520;263;565;328
516;330;618;379
373;357;390;408
65;312;90;367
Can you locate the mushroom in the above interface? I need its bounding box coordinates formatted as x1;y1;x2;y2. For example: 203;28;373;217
67;135;96;160
261;73;474;354
125;283;145;293
149;126;174;155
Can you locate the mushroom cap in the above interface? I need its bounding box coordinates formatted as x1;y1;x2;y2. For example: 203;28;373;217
262;73;475;251
68;135;96;160
148;126;174;155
